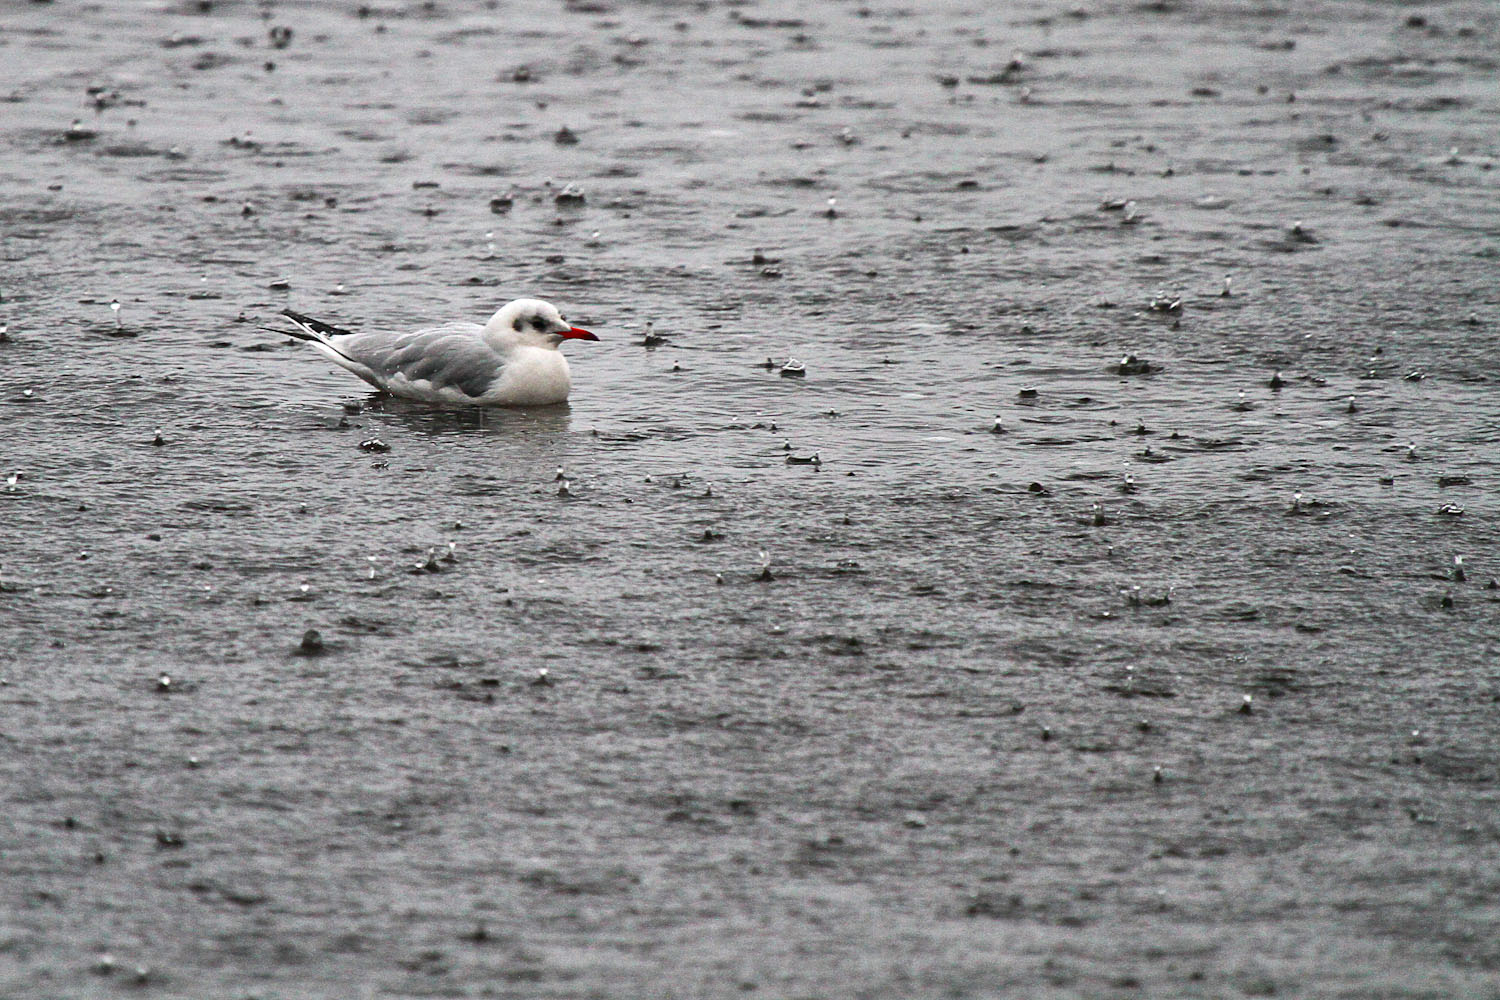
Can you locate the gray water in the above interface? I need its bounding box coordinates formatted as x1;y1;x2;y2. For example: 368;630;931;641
3;2;1498;997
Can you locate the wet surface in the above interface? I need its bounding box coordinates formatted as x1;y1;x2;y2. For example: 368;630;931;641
2;1;1499;996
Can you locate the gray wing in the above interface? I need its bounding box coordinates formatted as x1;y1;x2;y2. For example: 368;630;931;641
342;323;503;399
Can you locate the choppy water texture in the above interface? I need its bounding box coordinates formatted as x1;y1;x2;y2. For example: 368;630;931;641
3;1;1499;996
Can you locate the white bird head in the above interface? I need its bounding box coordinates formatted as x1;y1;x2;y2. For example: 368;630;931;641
485;298;598;348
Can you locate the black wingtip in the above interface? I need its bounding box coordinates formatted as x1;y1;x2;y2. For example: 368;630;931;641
281;309;353;338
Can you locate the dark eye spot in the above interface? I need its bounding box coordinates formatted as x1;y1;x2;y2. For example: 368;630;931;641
512;317;523;331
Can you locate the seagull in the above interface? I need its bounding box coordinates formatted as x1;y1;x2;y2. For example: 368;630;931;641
279;298;598;406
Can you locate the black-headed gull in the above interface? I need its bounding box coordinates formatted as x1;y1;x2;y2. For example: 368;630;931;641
280;298;598;406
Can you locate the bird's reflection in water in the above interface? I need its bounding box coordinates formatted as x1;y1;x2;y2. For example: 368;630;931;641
361;393;576;438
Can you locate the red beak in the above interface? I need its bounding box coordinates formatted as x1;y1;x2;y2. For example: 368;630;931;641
561;326;598;341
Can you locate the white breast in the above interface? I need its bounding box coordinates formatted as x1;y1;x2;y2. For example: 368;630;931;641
487;345;572;405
